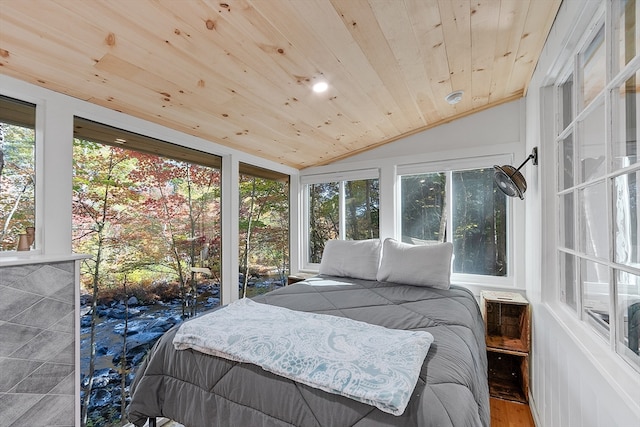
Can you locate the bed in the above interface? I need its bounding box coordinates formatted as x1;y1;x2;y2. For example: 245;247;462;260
127;239;490;427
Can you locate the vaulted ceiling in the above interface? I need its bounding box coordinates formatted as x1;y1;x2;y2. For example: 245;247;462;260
0;0;561;169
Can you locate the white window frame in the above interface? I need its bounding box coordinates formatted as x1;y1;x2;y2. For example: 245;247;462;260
552;3;640;372
300;168;379;271
396;154;518;287
0;93;44;256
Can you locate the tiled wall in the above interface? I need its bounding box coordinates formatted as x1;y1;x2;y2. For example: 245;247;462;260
0;261;77;426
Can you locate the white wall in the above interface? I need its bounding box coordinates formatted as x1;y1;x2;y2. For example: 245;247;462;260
303;98;529;295
0;75;299;305
331;99;523;165
525;0;640;426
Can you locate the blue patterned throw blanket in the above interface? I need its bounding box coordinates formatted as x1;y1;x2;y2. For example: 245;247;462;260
173;298;434;415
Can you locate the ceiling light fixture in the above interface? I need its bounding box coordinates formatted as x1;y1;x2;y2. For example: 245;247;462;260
445;90;464;105
493;147;539;200
114;138;127;144
312;81;329;93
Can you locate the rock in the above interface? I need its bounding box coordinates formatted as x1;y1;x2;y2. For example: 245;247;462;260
107;308;127;319
95;345;109;356
127;296;139;306
112;331;164;365
91;387;112;408
80;316;92;328
96;305;110;317
205;297;220;308
91;368;118;388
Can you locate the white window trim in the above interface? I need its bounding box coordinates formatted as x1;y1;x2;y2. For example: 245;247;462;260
550;3;640;373
300;168;380;271
300;168;379;185
396;153;519;288
0;92;45;257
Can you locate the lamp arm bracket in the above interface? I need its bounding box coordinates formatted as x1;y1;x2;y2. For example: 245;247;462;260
513;147;538;173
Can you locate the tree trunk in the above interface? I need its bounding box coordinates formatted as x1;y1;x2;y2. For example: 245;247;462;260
0;123;5;177
242;178;257;298
120;279;129;425
187;165;198;318
81;153;115;426
153;166;188;317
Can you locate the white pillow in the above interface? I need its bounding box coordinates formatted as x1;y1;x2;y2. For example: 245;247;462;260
319;239;381;280
376;238;453;289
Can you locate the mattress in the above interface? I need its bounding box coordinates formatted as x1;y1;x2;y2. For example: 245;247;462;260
127;275;490;427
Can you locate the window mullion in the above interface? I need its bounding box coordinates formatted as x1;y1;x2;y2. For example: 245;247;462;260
446;171;453;244
339;181;346;240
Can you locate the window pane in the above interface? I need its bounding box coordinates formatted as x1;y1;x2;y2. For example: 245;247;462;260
617;0;639;69
73;135;222;426
579;100;607;182
452;169;507;276
560;251;577;310
581;26;605;109
345;179;379;240
581;258;610;338
614;170;639;266
558;133;574;190
616;269;640;367
579;182;609;258
400;173;446;243
401;169;508;277
308;182;339;263
239;172;289;298
0;98;36;252
613;71;639;170
559;192;575;250
561;74;574;131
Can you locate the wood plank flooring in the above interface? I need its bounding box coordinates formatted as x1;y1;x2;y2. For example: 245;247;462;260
490;398;535;427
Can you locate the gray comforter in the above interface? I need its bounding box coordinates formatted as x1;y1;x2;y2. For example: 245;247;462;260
127;276;489;427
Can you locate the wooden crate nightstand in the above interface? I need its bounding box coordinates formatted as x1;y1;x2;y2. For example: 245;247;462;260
481;291;531;403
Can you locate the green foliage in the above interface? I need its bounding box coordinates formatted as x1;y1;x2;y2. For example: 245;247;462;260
0;123;35;250
307;179;379;263
452;168;507;276
72;141;223;295
238;174;290;297
401;168;507;277
308;182;339;263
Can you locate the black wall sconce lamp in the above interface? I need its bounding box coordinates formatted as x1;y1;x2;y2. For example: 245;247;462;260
494;147;538;200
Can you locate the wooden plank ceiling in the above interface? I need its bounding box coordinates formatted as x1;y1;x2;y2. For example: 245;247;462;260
0;0;561;169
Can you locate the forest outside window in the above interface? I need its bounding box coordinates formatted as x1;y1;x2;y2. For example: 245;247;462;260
303;171;379;266
0;95;36;252
399;166;508;279
72;118;223;425
238;163;290;298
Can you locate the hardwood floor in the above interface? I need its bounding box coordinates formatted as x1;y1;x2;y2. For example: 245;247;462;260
490;398;535;427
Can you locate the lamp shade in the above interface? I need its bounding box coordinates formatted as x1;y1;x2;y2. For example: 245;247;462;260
494;165;527;199
493;147;538;200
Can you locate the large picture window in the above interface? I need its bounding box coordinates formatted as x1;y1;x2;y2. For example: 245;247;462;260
555;0;639;371
400;166;508;278
72;118;223;425
303;171;379;265
0;95;36;252
238;163;290;298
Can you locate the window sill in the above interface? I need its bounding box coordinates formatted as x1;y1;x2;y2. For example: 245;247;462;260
0;252;90;267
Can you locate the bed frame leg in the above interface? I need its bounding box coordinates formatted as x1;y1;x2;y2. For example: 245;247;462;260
148;418;156;427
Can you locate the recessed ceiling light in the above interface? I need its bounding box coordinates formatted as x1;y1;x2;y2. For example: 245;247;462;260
114;138;127;144
312;81;329;93
445;90;464;105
